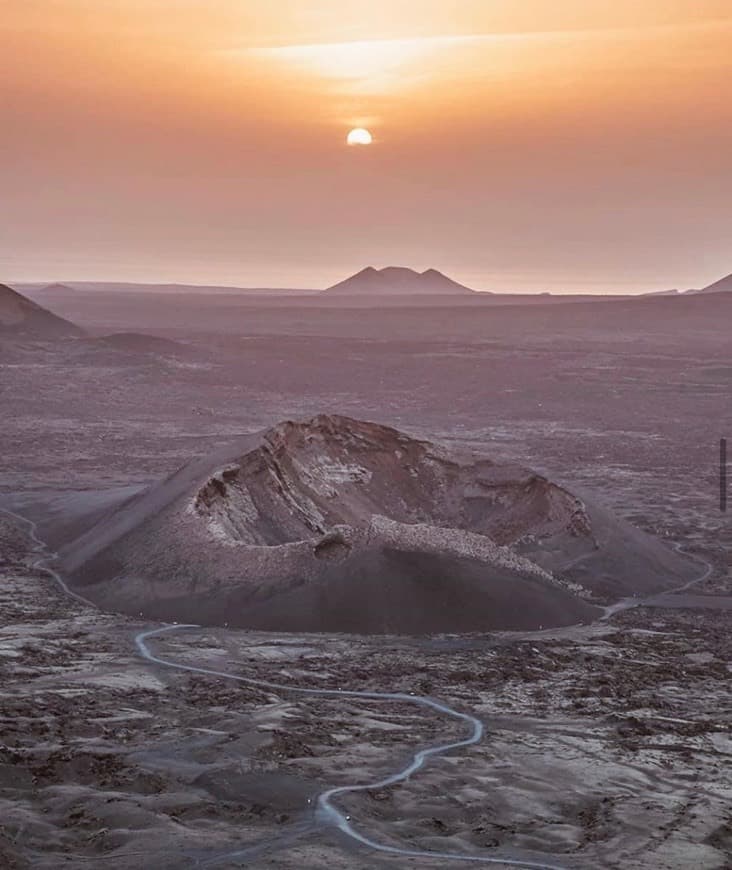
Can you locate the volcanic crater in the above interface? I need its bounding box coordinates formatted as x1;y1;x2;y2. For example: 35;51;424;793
60;415;697;633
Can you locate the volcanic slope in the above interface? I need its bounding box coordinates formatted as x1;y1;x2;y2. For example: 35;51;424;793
60;416;697;633
695;271;732;293
0;283;83;338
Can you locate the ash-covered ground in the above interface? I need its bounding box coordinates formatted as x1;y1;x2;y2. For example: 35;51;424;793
1;515;730;869
1;291;730;868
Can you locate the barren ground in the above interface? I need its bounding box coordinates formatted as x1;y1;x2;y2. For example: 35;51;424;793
1;512;730;869
1;294;730;868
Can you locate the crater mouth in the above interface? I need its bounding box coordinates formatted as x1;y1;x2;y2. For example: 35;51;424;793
313;529;353;561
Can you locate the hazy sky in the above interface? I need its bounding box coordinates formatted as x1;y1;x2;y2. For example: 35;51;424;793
2;1;731;292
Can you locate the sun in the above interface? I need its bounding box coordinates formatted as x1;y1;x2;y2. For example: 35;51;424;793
346;127;372;146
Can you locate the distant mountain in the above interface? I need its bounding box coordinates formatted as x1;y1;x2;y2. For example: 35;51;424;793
693;272;732;294
29;282;79;304
639;272;732;297
641;288;681;297
24;281;316;296
42;282;77;293
0;283;83;338
324;266;478;296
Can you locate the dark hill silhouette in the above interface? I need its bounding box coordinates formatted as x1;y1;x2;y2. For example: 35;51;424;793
325;266;478;296
86;332;190;355
41;282;76;293
695;272;732;294
0;283;83;338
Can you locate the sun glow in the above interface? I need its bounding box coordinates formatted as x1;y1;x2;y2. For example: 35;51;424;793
248;37;442;95
346;127;373;146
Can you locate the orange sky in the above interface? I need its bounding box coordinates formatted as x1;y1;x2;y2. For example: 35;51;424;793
2;1;731;291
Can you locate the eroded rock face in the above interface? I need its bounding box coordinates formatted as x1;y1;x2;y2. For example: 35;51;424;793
190;416;592;549
61;415;697;633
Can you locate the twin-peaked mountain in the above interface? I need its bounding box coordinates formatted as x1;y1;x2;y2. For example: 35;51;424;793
324;266;478;296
